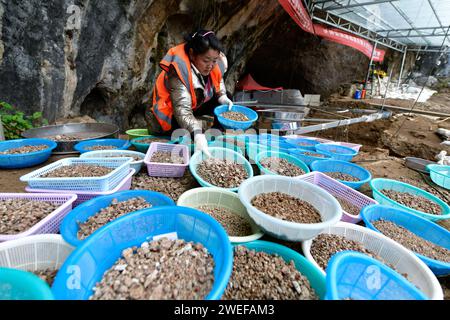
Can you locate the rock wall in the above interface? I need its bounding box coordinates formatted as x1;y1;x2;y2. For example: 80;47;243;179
0;0;409;130
0;0;284;129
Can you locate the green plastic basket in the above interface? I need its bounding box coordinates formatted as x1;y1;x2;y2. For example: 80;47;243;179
130;135;174;152
125;129;149;140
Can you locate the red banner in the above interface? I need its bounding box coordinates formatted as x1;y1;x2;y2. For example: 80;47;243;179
277;0;385;62
278;0;315;33
314;25;386;62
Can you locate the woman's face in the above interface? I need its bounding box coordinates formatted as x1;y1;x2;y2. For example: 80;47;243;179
190;49;220;76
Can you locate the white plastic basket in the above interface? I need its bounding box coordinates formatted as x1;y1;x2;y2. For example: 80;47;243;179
20;157;132;192
297;171;378;223
301;222;443;300
238;175;342;241
80;150;145;175
0;234;74;273
177;187;264;243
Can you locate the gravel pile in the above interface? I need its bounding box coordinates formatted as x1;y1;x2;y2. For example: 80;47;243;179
324;172;360;182
84;145;118;151
104;154;142;161
136;138;169;144
373;219;450;262
149;151;184;164
251;192;322;224
221;111;249;122
196;158;248;188
33;269;58;286
197;205;253;237
0;199;59;234
77;197;152;240
296;142;315;147
334;196;361;216
0;145;48;154
90;238;215;300
222;138;246;149
40;165;113;178
380;189;442;215
131;171;198;201
310;234;394;271
259;157;305;177
223;245;318;300
45;134;87;141
302;152;325;158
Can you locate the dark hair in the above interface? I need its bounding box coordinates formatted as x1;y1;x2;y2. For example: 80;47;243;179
184;29;222;56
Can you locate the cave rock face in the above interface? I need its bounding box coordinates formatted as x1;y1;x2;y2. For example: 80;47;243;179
0;0;372;129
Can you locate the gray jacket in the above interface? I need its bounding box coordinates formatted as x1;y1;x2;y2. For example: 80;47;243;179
146;65;227;134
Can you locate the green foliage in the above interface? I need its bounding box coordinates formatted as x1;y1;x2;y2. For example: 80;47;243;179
0;102;48;140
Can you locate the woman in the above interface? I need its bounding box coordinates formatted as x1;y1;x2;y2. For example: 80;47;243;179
145;30;233;155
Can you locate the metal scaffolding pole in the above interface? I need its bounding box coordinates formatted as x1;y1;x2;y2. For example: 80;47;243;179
365;42;377;94
398;48;407;88
292;112;391;135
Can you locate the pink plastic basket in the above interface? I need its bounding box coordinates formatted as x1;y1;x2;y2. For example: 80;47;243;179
0;193;77;242
297;171;377;223
144;142;189;177
25;169;135;207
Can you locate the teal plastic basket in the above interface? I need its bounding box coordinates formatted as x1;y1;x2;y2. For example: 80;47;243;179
130;135;174;152
255;150;310;176
237;240;326;299
369;178;450;222
0;267;54;300
189;147;253;192
246;142;290;164
427;164;450;190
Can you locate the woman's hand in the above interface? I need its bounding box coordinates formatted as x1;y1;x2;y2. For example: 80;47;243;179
194;133;211;158
218;95;234;111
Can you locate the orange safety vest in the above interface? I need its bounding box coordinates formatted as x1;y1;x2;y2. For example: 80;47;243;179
149;43;225;132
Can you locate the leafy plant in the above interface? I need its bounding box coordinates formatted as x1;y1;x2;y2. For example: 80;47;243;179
0;102;48;140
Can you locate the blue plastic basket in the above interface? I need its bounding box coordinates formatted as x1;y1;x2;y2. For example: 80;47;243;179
361;204;450;276
74;139;131;154
288;148;331;167
325;251;428;300
284;137;320;151
0;267;54;300
52;206;233;300
255;150;310;176
60;190;175;247
0;138;57;169
214;105;258;130
310;159;372;190
130;135;174;152
20;157;132;192
237;240;326;299
189;147;253;192
369;178;450;222
315;143;358;162
427;164;450;190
